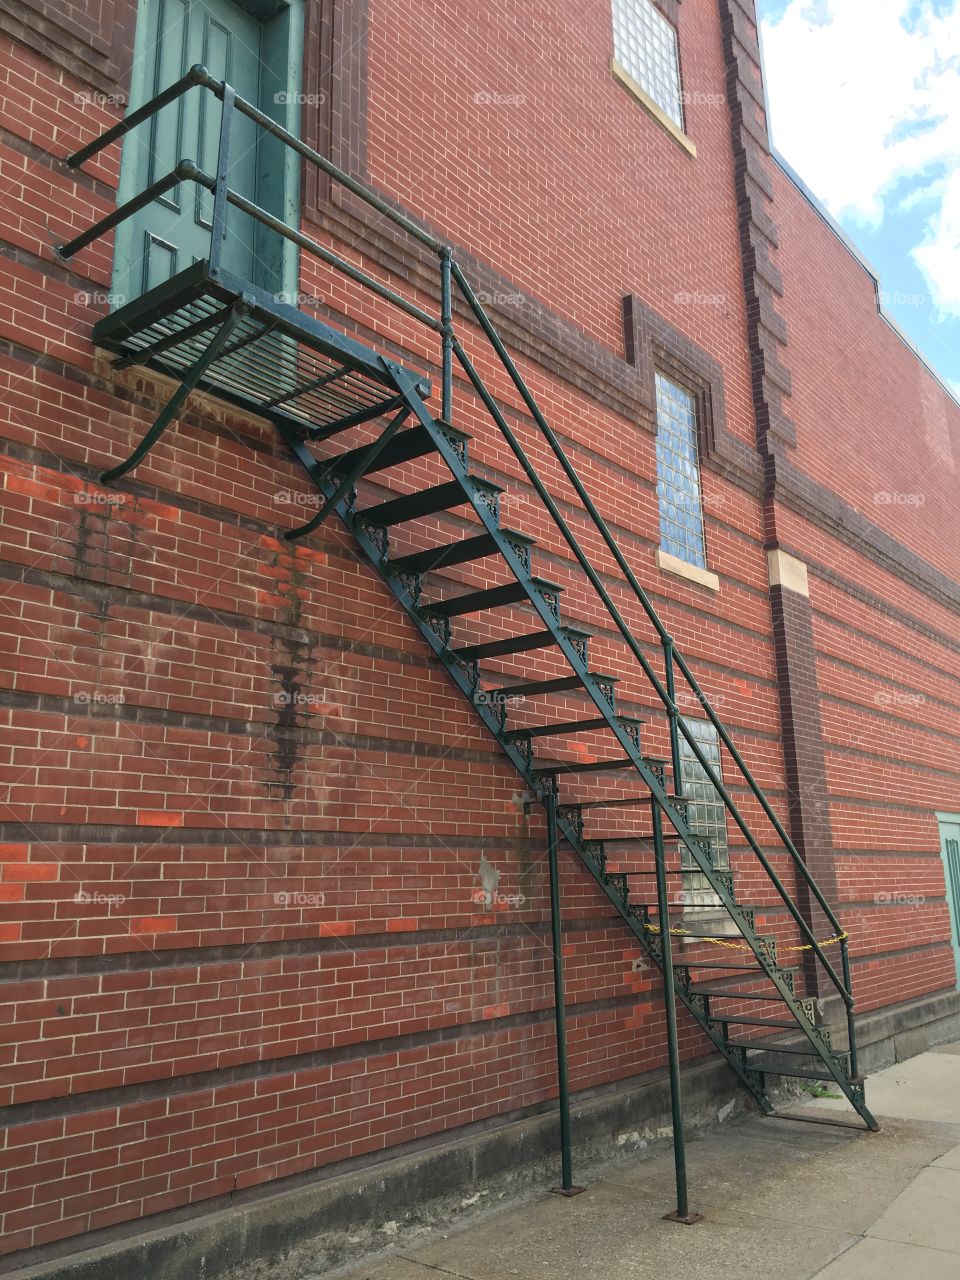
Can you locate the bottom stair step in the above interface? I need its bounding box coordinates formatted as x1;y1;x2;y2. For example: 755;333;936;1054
746;1053;855;1083
732;1038;830;1055
716;1016;802;1030
689;981;791;1000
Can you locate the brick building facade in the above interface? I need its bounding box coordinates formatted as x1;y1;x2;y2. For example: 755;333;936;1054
0;0;957;1273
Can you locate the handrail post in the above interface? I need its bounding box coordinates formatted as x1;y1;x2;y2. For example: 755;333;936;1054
209;83;236;275
449;328;850;998
840;938;859;1078
652;797;701;1225
546;789;580;1196
664;639;684;799
439;247;454;424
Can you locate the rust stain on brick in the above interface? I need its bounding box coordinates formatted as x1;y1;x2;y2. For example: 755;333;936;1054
130;916;176;934
482;1002;509;1020
137;811;184;828
5;863;59;882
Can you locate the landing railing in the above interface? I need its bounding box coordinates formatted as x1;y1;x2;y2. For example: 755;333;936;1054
59;65;858;1066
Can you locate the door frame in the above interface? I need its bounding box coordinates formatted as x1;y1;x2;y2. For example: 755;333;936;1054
936;811;960;989
114;0;304;304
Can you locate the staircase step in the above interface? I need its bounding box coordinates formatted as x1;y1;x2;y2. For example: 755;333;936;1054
731;1039;826;1055
619;867;686;875
358;476;502;525
672;960;760;971
389;528;535;575
714;1015;800;1029
596;834;654;843
745;1054;853;1083
670;923;753;939
324;423;467;477
688;980;790;1001
422;577;563;618
490;672;619;700
453;626;591;663
508;715;644;741
534;755;666;777
577;794;685;810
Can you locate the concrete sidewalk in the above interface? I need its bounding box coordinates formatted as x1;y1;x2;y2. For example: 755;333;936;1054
337;1042;960;1280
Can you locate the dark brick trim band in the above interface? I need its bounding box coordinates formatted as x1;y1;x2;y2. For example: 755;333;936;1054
718;0;795;452
769;581;838;994
0;0;135;90
775;455;960;616
0;915;625;983
0;990;638;1129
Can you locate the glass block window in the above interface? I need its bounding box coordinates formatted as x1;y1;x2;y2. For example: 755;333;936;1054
655;372;707;569
678;718;730;907
612;0;684;129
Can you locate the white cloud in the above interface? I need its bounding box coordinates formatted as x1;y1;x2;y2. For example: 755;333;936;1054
899;175;948;212
761;0;960;310
912;170;960;316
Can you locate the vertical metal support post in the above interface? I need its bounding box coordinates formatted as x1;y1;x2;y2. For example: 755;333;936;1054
652;797;702;1225
664;639;684;799
840;940;858;1079
439;247;454;424
209;83;236;274
546;790;581;1195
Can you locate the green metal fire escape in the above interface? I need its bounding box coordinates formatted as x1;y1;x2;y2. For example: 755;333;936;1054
58;66;877;1220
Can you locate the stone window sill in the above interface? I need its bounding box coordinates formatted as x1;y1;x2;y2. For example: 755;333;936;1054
656;548;720;592
611;60;697;159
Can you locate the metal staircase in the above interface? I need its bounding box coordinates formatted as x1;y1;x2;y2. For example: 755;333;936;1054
56;64;877;1212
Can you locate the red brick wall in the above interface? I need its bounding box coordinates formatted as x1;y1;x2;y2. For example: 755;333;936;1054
772;169;960;1011
0;6;784;1258
774;168;960;582
0;0;957;1265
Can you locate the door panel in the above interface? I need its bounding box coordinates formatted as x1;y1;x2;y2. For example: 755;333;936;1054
939;819;960;988
117;0;263;302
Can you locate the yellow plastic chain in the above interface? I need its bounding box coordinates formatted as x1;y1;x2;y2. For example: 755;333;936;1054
641;922;848;954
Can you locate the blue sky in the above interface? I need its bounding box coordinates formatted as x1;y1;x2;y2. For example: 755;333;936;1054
757;0;960;400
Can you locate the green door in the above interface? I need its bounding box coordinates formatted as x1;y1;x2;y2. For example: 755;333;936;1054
115;0;264;302
939;817;960;987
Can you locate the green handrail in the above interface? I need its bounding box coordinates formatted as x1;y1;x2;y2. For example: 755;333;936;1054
58;67;855;1012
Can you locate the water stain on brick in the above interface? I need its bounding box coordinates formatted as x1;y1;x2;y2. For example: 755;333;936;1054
267;630;317;801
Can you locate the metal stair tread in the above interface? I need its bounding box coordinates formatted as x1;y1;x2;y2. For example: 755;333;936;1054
731;1038;835;1056
594;835;656;846
744;1054;852;1083
357;475;502;526
421;577;563;618
506;714;644;741
576;794;683;810
714;1015;801;1029
323;422;465;477
687;979;794;1000
452;625;593;663
389;527;535;575
533;756;665;776
489;672;619;699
